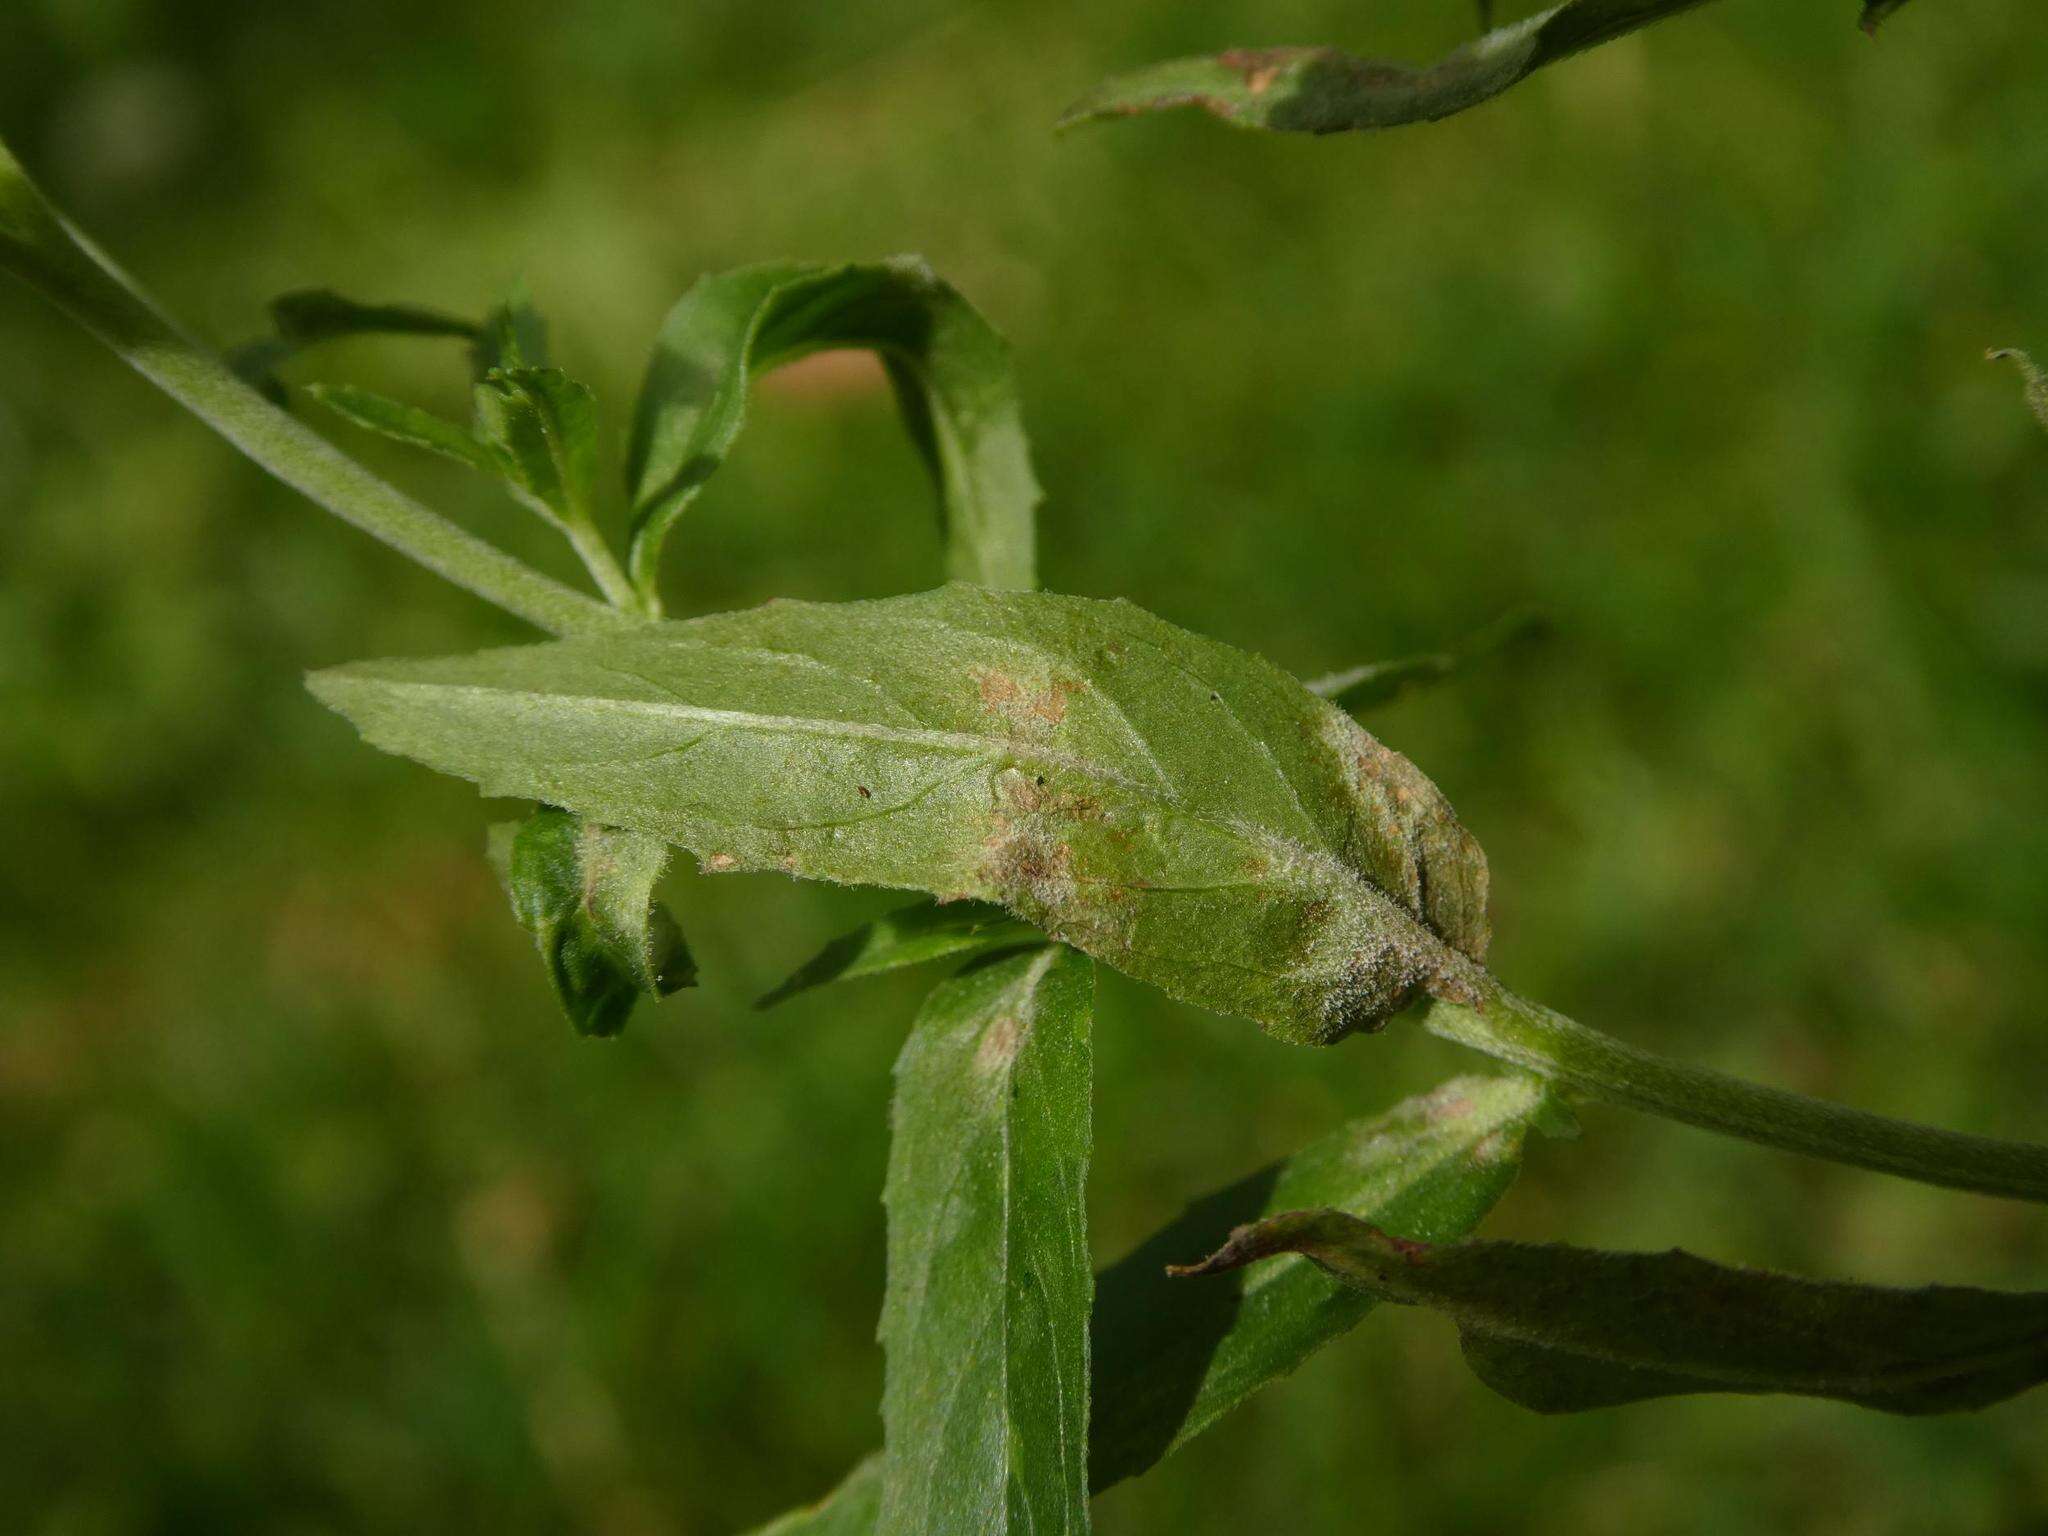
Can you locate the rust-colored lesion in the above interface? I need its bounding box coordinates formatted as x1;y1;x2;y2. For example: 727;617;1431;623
971;666;1083;730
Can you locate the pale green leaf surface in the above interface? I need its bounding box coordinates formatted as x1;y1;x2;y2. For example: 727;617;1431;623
881;946;1094;1536
305;383;499;474
1175;1208;2048;1414
626;259;1040;601
757;899;1043;1009
308;584;1491;1046
1063;1;1888;136
486;808;695;1037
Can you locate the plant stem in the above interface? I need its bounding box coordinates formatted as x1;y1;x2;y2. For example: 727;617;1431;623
0;139;633;638
1424;976;2048;1204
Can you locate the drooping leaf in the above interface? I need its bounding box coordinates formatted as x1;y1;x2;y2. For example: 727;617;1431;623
1089;1073;1566;1488
1989;348;2048;435
1172;1209;2048;1415
486;807;695;1037
304;383;500;475
1308;606;1547;715
472;283;549;377
226;288;478;397
881;946;1094;1536
309;584;1490;1047
757;899;1043;1009
268;288;476;346
747;1073;1560;1529
472;366;603;528
1063;1;1884;137
626;258;1040;603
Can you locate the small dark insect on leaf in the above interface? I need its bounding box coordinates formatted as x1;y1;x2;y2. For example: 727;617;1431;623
857;785;873;798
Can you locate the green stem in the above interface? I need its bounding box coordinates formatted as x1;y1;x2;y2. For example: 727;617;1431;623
0;139;632;638
564;519;646;615
1424;975;2048;1204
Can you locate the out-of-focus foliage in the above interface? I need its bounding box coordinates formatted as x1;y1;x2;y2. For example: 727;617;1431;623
2;1;2046;1533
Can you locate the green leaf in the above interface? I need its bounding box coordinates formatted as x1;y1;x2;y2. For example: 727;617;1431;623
1989;348;2048;435
747;1073;1558;1529
1172;1209;2048;1415
748;1459;882;1536
0;135;624;638
268;288;476;346
304;383;500;475
486;808;695;1037
757;899;1043;1009
472;284;550;377
227;289;478;398
882;946;1094;1535
1089;1073;1564;1488
1062;1;1878;136
472;367;603;528
308;584;1491;1047
1308;606;1547;715
626;258;1041;605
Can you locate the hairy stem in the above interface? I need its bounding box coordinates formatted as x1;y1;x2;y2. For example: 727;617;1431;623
1425;975;2048;1204
0;139;632;638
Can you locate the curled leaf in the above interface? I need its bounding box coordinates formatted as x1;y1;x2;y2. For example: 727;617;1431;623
311;585;1490;1046
488;808;695;1037
1063;1;1879;136
1175;1209;2048;1414
756;899;1042;1009
626;258;1040;603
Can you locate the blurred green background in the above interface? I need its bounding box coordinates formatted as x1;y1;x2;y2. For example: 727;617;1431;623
4;0;2047;1531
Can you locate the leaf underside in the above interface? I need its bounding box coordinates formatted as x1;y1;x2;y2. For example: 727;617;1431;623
1062;0;1904;137
746;1073;1558;1533
1177;1209;2048;1415
309;584;1492;1046
881;946;1095;1535
486;808;694;1037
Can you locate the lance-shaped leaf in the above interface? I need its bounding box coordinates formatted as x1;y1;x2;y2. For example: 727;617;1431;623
1989;348;2048;435
1089;1073;1564;1488
743;1073;1559;1531
304;383;501;475
1308;606;1546;716
1062;1;1894;137
1173;1209;2048;1415
626;259;1040;602
487;808;696;1037
308;584;1490;1047
758;899;1044;1009
882;946;1094;1535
